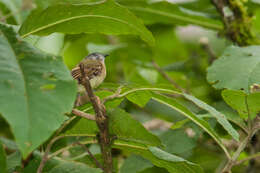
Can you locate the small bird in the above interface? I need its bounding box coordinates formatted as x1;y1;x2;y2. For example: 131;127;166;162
71;52;108;88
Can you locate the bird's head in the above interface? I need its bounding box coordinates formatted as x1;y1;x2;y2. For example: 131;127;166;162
85;52;109;62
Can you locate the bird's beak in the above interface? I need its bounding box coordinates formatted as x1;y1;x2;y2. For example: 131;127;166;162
104;54;109;58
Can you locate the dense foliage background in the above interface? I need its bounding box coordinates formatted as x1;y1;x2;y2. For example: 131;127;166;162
0;0;260;173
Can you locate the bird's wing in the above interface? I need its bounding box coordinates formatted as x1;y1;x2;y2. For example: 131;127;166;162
71;61;103;80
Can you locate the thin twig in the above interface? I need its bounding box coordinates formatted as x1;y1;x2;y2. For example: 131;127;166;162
37;136;66;173
72;109;95;121
78;63;113;173
49;138;97;159
37;117;76;173
152;60;187;93
77;142;104;170
235;152;260;166
102;86;123;104
199;37;217;64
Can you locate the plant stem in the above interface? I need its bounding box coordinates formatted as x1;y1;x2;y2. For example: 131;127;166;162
77;142;104;170
37;117;76;173
72;109;95;121
78;63;113;173
211;0;256;46
152;60;187;93
235;152;260;165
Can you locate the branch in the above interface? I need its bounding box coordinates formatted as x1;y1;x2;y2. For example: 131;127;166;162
37;136;66;173
78;63;113;173
211;0;256;46
72;109;95;121
77;142;104;170
37;117;76;173
199;37;217;64
235;152;260;166
152;60;188;93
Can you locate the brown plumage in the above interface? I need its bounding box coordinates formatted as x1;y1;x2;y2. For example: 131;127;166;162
71;58;106;88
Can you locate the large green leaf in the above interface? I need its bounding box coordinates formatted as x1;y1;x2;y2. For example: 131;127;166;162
113;140;203;173
0;24;77;157
117;0;222;30
65;108;161;147
183;94;239;141
222;89;260;119
19;0;155;46
0;141;7;173
207;46;260;93
151;93;230;158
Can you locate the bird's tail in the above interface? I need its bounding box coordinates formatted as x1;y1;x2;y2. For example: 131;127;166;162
71;66;81;79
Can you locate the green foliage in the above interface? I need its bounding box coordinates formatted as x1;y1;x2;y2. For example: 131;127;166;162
65;108;161;147
183;93;239;141
222;89;260;119
120;155;153;173
19;0;155;46
151;93;231;158
113;140;203;173
1;0;260;172
207;46;260;93
0;141;7;173
118;0;223;30
0;0;22;24
48;162;102;173
0;24;77;157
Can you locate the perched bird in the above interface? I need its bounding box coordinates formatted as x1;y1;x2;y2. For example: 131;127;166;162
71;52;108;88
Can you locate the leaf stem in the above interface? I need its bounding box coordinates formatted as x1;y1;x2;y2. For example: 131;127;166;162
152;60;188;93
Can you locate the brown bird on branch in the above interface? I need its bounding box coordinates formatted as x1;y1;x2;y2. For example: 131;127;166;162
71;52;108;106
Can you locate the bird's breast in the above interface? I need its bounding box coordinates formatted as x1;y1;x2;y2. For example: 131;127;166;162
89;64;106;88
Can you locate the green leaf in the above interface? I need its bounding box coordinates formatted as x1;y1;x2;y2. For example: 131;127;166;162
65;108;161;147
48;162;102;173
118;0;222;30
0;141;7;173
109;108;161;146
159;129;196;156
0;0;22;24
113;140;203;173
126;90;152;107
151;93;230;159
183;93;239;141
120;155;153;173
19;0;155;46
0;24;77;157
222;90;260;119
207;46;260;93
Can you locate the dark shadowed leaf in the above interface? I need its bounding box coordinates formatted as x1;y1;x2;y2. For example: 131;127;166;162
120;155;153;173
48;162;102;173
0;141;7;173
